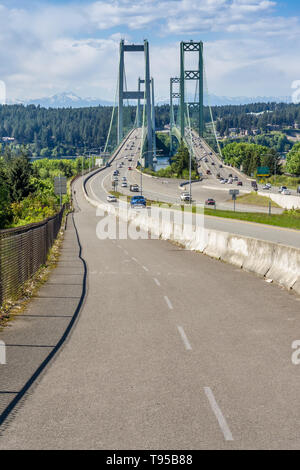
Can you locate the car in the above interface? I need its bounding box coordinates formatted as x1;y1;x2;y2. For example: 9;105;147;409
205;198;216;206
107;195;117;203
130;184;139;192
211;162;215;165
220;179;226;184
204;158;208;162
122;176;127;181
180;192;192;202
297;185;300;194
278;186;287;193
282;189;291;195
216;173;221;178
128;166;132;170
237;181;243;186
128;158;133;162
219;164;223;168
262;184;270;190
206;170;211;175
233;176;238;181
228;179;233;184
113;170;119;176
228;173;233;178
130;195;146;208
121;182;127;188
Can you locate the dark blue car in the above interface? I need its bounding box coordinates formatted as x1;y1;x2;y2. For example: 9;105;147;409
130;196;146;208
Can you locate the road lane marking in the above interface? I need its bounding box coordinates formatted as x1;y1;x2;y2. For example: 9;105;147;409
204;387;234;441
164;296;173;310
177;326;192;350
132;257;138;263
154;278;161;287
117;244;122;249
124;249;129;255
142;265;149;272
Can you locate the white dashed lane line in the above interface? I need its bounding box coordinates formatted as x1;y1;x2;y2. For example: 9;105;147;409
164;296;173;310
153;278;161;287
177;326;192;351
204;387;234;441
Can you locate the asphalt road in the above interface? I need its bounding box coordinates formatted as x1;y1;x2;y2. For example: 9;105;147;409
0;158;299;449
99;128;284;215
87;131;300;249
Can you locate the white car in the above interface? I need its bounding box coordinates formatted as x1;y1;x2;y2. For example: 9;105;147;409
220;179;226;184
121;182;127;188
278;186;287;193
107;195;117;203
282;189;291;195
180;192;191;202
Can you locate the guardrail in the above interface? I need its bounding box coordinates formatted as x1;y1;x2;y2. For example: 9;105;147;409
0;207;64;306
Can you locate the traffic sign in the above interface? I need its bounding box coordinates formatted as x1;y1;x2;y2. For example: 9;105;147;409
257;166;270;176
54;176;67;195
229;189;239;196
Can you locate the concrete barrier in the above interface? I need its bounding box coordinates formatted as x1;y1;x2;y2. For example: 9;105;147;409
203;230;229;260
242;238;274;277
266;244;300;289
258;191;300;209
82;172;300;297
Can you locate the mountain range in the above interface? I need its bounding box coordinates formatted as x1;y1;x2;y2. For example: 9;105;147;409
7;91;292;108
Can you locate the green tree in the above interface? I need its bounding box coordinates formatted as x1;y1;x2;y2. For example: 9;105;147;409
0;160;12;228
8;155;32;202
286;143;300;175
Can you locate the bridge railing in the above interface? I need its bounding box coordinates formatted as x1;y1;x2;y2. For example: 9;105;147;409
0;207;64;306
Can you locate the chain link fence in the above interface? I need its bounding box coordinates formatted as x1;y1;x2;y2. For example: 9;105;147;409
0;207;64;306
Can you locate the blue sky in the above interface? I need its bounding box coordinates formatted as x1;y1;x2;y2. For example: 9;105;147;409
0;0;300;102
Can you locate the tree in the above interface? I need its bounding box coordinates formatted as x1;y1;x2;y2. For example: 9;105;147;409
0;160;12;228
286;143;300;175
8;155;32;202
171;141;196;177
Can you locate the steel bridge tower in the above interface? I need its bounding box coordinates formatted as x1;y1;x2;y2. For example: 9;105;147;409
170;77;180;154
118;39;153;167
179;40;204;140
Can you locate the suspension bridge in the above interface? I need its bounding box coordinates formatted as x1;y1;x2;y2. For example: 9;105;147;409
104;39;221;169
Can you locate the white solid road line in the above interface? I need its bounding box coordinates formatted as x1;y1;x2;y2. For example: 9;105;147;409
177;326;192;351
204;387;234;441
154;278;161;287
164;296;173;310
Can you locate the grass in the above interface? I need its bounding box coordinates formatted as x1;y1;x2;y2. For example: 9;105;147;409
109;191;300;231
233;192;281;208
204;207;300;230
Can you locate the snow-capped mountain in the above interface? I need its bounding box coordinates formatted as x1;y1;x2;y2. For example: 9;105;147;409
6;91;292;108
8;92;113;108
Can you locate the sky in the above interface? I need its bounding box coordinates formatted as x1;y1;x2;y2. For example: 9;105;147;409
0;0;300;102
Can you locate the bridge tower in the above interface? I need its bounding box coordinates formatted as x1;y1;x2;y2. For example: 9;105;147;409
170;77;180;154
179;40;204;140
118;39;153;167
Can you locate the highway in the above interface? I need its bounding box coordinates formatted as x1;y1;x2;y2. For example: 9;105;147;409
96;128;285;216
88;130;300;249
0;166;300;450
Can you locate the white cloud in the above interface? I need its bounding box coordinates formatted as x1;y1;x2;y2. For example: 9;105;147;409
0;0;299;101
